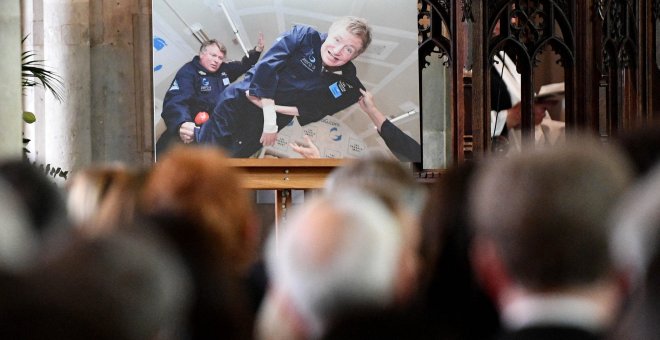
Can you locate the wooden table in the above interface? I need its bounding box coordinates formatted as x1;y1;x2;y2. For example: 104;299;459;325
227;158;346;234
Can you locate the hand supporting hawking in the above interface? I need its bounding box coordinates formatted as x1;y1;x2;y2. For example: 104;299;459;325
358;89;387;131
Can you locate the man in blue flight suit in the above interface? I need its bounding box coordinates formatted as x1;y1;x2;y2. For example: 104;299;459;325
196;16;373;158
155;34;264;158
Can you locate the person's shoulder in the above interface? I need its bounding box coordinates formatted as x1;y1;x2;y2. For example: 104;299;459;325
176;56;202;74
276;25;322;47
289;24;320;37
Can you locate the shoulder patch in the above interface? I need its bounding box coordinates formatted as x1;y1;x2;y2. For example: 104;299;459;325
169;80;180;91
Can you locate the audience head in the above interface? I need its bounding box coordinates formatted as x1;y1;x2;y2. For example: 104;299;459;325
470;137;632;294
325;153;425;215
417;161;500;339
610;162;660;290
140;145;258;339
469;137;634;335
140;145;258;274
419;161;477;281
0;159;68;237
258;190;405;339
324;154;425;303
66;163;146;237
608;163;660;339
0;177;38;273
1;228;191;340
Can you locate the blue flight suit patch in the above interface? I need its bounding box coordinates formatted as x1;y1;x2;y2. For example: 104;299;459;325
329;82;342;98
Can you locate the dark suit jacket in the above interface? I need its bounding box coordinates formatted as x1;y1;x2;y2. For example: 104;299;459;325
498;325;603;340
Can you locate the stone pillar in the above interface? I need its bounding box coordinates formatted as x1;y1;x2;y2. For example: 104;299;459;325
90;0;152;165
0;0;23;158
422;54;451;169
36;0;92;180
23;0;153;181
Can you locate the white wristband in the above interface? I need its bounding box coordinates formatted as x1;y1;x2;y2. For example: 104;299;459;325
263;104;278;133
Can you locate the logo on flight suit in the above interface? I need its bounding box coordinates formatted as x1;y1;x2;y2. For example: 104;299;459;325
329;80;353;98
200;77;212;92
300;53;316;72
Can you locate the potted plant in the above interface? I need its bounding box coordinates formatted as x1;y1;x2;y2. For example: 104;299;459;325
21;36;68;180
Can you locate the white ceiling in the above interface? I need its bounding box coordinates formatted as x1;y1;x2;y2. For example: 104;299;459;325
153;0;420;147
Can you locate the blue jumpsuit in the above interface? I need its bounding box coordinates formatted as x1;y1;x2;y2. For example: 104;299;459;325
156;49;261;156
197;25;365;157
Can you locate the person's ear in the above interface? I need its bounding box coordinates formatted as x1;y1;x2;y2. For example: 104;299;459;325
471;236;511;304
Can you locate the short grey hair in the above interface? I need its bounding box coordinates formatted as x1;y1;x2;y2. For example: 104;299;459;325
266;190;403;337
470;137;632;290
200;39;226;55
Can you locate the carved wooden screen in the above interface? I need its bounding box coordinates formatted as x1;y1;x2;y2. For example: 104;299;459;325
598;0;639;135
595;0;660;134
417;0;483;165
469;0;576;154
419;0;660;162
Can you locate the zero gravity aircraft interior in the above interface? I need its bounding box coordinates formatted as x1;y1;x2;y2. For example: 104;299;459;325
153;0;420;159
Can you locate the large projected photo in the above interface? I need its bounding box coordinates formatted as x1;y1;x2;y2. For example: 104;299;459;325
153;0;420;161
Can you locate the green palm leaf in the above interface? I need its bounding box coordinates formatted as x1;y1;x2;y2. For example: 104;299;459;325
21;37;64;102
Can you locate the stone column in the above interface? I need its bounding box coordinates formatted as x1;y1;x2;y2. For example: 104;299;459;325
24;0;153;181
36;0;92;180
90;0;151;165
0;0;23;158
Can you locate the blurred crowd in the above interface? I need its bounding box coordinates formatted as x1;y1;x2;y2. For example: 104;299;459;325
2;125;660;340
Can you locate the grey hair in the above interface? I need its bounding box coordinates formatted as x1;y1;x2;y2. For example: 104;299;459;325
200;39;226;55
266;190;403;337
470;137;632;290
